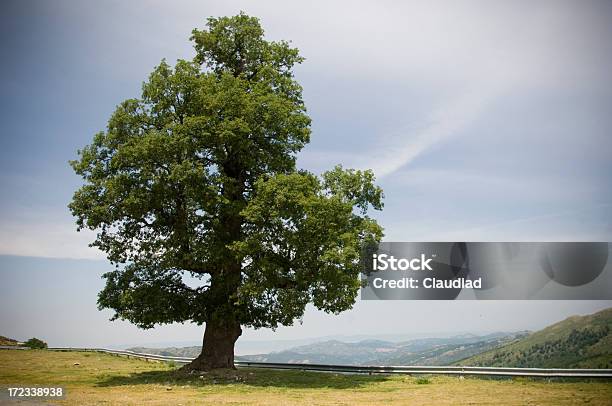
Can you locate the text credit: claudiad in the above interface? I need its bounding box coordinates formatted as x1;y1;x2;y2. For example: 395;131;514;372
371;254;482;289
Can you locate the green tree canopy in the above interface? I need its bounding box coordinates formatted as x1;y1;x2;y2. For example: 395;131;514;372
24;337;47;350
70;12;383;370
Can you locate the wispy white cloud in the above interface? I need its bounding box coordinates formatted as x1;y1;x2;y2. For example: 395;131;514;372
366;76;512;178
0;220;103;260
301;64;522;178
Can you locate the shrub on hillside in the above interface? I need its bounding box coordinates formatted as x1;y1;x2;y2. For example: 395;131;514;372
24;337;47;349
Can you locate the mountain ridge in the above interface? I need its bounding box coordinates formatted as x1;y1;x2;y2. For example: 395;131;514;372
129;332;527;366
126;308;612;368
456;308;612;368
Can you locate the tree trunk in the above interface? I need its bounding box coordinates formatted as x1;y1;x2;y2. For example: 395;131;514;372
184;319;242;370
181;160;245;371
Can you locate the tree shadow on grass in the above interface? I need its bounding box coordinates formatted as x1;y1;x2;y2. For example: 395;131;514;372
96;367;390;389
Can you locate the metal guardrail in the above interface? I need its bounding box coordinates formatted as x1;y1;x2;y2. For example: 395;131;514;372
233;361;612;378
3;347;610;378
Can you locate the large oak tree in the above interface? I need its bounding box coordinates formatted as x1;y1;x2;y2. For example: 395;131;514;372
70;13;383;370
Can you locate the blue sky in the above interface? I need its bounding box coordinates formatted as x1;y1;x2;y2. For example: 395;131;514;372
0;0;611;347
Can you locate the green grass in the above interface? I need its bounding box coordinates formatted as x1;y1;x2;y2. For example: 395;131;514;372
1;350;611;405
414;376;431;385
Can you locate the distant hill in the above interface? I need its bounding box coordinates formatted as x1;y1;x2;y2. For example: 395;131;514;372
239;332;526;366
0;335;21;346
457;308;612;368
130;332;527;366
127;309;612;368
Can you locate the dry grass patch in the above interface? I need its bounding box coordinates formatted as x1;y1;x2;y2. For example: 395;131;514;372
1;349;611;405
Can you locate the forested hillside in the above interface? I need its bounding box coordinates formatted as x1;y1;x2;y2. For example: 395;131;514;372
458;308;612;368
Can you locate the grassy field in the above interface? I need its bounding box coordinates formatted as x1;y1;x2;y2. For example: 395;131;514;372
1;350;611;405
